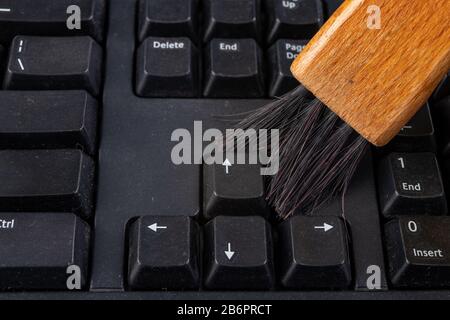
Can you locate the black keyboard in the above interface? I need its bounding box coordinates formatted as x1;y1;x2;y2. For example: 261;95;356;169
0;0;449;300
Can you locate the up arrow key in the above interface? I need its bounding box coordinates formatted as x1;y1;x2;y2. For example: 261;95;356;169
314;223;334;232
222;159;232;174
148;223;167;232
224;242;235;260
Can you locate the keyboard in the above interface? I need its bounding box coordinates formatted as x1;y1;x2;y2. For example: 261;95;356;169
0;0;449;300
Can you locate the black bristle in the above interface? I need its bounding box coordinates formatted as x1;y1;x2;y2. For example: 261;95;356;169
235;86;369;219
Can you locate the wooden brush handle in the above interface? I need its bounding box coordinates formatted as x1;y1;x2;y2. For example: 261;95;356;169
291;0;450;146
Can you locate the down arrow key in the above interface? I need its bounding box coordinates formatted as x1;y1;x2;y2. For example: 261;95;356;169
224;242;235;260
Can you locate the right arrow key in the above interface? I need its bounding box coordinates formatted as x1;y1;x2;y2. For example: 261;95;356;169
278;215;352;289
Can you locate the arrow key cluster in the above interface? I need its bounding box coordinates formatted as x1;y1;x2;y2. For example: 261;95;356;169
126;214;354;290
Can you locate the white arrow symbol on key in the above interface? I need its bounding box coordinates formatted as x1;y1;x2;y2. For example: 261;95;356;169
222;158;232;174
314;223;334;232
224;242;235;260
148;223;167;232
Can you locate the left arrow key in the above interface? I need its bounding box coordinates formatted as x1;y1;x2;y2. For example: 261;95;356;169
147;222;168;232
128;216;200;290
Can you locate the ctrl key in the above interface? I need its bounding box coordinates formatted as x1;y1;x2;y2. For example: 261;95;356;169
127;216;200;290
385;216;450;288
0;213;90;290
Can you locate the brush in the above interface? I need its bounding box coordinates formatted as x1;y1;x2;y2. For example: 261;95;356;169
236;0;450;219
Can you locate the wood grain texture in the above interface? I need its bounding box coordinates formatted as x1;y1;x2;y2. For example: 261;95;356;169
291;0;450;146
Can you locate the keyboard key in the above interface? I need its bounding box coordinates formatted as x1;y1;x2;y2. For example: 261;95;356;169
278;216;351;289
3;36;102;96
136;37;199;97
0;91;98;155
0;0;106;43
128;216;200;290
377;153;447;217
203;38;264;98
203;0;262;43
0;212;89;290
384;104;436;152
204;216;274;289
385;216;450;288
268;39;307;97
0;150;95;219
138;0;198;42
266;0;324;44
203;162;270;219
